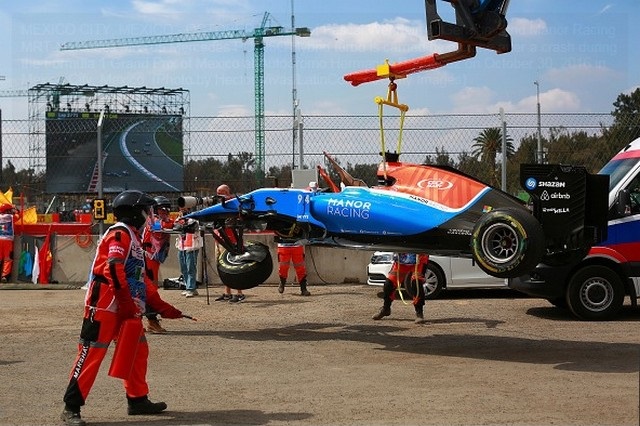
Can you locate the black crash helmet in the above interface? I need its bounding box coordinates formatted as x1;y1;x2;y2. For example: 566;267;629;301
112;190;155;229
153;195;171;210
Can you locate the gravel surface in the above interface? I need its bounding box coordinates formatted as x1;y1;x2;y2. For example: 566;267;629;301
0;284;638;426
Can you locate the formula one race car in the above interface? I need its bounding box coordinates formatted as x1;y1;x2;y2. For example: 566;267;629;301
181;153;608;290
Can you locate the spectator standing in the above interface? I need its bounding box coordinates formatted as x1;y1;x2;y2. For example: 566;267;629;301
372;253;428;324
175;207;202;298
60;190;184;426
0;204;16;282
142;196;174;333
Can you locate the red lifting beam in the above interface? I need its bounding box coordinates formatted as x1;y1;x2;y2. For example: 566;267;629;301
344;43;476;87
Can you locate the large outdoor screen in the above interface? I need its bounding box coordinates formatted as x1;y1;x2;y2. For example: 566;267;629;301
45;111;184;194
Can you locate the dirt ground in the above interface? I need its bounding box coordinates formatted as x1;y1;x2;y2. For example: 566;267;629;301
0;283;639;426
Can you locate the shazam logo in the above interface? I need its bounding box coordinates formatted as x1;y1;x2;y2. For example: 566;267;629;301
525;177;537;190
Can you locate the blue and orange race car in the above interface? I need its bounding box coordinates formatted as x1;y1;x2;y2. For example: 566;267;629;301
177;0;609;290
181;153;608;290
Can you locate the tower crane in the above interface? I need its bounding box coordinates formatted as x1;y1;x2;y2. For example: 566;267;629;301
60;12;310;181
0;90;28;98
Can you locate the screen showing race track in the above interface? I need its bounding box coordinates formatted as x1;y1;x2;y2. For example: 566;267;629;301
45;111;184;194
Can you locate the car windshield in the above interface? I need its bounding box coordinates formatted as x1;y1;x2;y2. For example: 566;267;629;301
600;158;638;191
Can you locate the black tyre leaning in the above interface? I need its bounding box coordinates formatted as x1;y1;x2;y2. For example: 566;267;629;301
217;241;273;290
566;265;624;320
471;207;544;279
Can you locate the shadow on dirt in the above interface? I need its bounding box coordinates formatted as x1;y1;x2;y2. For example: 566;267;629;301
173;320;640;374
90;408;312;425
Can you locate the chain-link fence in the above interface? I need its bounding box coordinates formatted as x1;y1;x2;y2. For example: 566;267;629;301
1;111;638;211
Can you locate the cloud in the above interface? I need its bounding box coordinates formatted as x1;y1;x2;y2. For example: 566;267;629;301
546;64;619;85
132;0;178;17
508;17;547;37
451;86;495;113
216;104;251;116
298;18;443;54
508;88;581;113
598;4;613;14
451;86;580;114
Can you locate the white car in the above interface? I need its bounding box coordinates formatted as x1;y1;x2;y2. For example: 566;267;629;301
367;251;508;299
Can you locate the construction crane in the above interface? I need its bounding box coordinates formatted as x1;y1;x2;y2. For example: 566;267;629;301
0;90;28;97
60;12;311;181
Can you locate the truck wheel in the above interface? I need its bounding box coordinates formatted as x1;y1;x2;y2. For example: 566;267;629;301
471;208;544;279
217;241;273;290
566;265;624;320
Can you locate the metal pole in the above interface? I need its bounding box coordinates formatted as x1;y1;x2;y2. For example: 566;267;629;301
500;108;507;191
534;81;543;164
298;119;304;169
291;0;298;170
97;110;105;235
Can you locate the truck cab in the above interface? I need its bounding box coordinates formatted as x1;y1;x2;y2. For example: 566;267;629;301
510;137;640;320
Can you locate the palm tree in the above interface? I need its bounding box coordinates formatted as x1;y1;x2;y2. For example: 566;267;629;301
471;127;514;186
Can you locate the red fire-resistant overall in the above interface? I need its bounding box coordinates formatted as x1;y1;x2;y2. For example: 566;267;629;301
386;253;429;306
63;223;181;410
277;242;307;283
142;215;174;286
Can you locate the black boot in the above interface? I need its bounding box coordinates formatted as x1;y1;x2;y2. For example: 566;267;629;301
127;395;167;415
372;305;391;320
300;278;311;296
60;405;86;426
278;277;286;294
415;305;426;324
372;299;392;320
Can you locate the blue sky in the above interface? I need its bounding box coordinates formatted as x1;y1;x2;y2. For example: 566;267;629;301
1;0;638;120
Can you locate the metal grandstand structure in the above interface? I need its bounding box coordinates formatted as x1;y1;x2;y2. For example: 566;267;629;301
26;82;190;173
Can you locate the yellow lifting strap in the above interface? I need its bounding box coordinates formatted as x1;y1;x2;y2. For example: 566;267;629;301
374;61;408;181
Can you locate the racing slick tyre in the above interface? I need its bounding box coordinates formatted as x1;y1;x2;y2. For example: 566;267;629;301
217;241;273;290
471;207;544;279
566;265;624;320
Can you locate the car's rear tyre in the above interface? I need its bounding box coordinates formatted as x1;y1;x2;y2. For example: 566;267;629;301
217;241;273;290
471;207;544;279
566;265;624;320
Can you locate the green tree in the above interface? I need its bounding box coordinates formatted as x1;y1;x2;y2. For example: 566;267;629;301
601;88;640;158
471;127;515;186
424;147;455;167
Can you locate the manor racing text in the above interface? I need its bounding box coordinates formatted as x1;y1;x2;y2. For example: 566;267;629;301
326;198;371;219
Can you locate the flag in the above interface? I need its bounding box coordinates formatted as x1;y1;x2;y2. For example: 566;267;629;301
0;192;10;207
4;188;12;204
20;207;38;225
31;245;40;285
38;229;53;284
